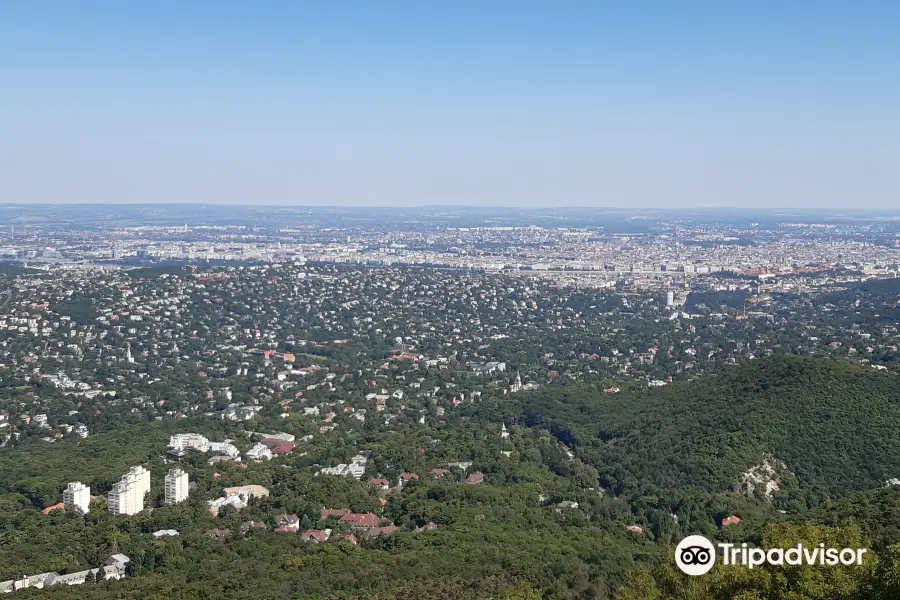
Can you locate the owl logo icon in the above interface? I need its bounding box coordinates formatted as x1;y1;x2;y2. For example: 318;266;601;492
675;535;716;576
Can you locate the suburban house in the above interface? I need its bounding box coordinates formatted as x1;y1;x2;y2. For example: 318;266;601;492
301;529;332;543
463;472;485;485
240;521;268;535
320;508;350;520
339;513;384;529
42;502;65;515
205;529;231;539
275;514;300;532
367;477;390;489
399;472;419;485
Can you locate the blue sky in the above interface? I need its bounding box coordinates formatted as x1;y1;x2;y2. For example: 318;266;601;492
1;1;898;208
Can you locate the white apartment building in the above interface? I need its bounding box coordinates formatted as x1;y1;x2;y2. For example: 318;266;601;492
108;466;150;516
129;466;151;499
168;433;211;452
209;441;240;458
164;468;189;505
108;480;139;516
317;453;368;479
207;485;269;516
63;481;90;515
245;443;273;461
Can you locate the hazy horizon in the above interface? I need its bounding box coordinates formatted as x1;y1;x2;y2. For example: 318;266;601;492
2;1;898;208
3;203;900;216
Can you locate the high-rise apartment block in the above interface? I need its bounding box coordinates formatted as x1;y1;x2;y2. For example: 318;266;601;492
108;466;150;516
164;468;189;505
63;481;91;515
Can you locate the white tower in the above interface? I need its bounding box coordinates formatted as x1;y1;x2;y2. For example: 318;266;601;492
108;479;138;516
129;465;151;499
164;468;189;505
666;291;675;307
501;423;509;439
510;371;523;393
108;466;150;516
126;343;134;364
63;481;91;515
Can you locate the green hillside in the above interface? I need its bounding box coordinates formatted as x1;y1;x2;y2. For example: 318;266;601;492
486;356;900;508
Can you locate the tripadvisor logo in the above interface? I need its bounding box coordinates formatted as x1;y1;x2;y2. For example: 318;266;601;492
676;535;717;576
675;535;868;576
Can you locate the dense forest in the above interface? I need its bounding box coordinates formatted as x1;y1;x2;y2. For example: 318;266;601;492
476;356;900;510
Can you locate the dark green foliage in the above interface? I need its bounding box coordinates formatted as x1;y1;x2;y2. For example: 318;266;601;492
483;356;900;508
53;296;100;324
0;262;38;278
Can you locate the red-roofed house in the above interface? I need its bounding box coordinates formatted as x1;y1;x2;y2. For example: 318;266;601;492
320;508;350;520
275;514;300;532
722;515;742;527
339;513;383;529
368;477;390;490
271;442;295;456
463;472;484;485
399;472;419;485
301;529;332;543
429;468;450;478
42;502;65;515
206;529;231;539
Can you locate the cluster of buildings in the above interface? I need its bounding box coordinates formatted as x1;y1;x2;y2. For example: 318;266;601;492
266;509;412;542
168;432;297;464
0;555;130;594
2;258;899;460
33;214;900;278
168;433;243;466
54;466;189;518
6;208;900;593
207;484;270;516
318;453;368;479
